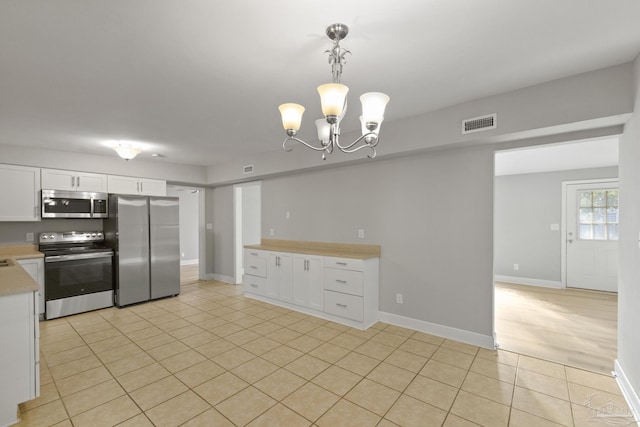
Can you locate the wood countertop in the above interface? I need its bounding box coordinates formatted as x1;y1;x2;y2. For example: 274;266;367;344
0;245;42;297
245;239;381;259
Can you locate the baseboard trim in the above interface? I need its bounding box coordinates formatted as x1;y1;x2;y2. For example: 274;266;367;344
378;311;495;349
495;275;562;289
614;359;640;422
180;259;199;266
204;273;235;284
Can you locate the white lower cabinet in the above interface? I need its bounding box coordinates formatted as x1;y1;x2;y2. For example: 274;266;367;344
244;248;379;329
267;252;292;302
293;255;323;311
0;291;39;426
17;258;45;315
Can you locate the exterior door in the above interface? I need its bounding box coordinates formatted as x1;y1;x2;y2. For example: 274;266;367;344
565;181;619;292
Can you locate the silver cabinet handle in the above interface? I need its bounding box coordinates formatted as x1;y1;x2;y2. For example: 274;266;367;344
71;176;75;187
77;176;80;187
140;182;143;193
250;252;258;256
250;283;258;287
336;262;347;266
336;303;347;308
250;265;258;269
335;279;347;284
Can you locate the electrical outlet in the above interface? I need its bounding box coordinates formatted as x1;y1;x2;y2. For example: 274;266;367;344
26;232;34;242
181;252;185;258
206;223;212;230
513;264;519;271
270;228;275;236
396;293;403;304
358;229;365;239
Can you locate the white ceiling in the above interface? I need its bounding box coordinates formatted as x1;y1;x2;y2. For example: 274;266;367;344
1;1;639;167
495;138;619;176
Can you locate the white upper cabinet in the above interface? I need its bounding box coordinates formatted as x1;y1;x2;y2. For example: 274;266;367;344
0;164;41;221
41;169;107;192
107;175;166;196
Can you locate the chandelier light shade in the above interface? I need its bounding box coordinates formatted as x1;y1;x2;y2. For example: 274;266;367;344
113;144;142;160
317;83;349;119
278;103;305;132
279;23;389;160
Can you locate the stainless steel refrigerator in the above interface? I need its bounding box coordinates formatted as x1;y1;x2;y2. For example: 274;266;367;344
104;195;180;307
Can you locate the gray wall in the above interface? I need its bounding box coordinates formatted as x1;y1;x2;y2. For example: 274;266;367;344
259;145;495;337
206;186;234;279
166;185;200;263
618;54;640;411
494;166;618;282
0;219;103;245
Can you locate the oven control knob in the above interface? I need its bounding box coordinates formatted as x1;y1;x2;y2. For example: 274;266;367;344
97;232;103;238
48;234;55;240
91;233;97;237
41;235;48;240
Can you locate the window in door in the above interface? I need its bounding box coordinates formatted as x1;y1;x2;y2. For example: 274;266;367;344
578;189;619;241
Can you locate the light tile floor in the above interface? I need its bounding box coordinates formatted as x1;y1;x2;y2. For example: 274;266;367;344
15;280;638;427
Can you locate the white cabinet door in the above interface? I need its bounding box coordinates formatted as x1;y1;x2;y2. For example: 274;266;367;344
0;291;38;426
41;168;106;192
293;255;323;310
17;258;45;315
0;164;40;221
75;172;108;192
107;175;140;195
139;178;166;196
267;252;292;301
107;175;166;196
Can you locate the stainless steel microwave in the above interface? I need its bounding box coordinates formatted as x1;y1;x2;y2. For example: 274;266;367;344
42;190;109;218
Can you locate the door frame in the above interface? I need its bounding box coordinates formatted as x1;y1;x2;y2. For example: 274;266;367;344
561;177;619;289
233;181;262;284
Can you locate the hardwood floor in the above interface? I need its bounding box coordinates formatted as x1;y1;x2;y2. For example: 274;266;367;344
495;282;617;374
180;264;200;285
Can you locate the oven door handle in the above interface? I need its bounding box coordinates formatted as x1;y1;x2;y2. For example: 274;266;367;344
45;252;114;263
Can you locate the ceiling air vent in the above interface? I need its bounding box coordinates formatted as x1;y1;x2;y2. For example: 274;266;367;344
462;113;497;134
243;164;254;175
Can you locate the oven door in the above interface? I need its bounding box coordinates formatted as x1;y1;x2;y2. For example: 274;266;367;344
44;252;114;300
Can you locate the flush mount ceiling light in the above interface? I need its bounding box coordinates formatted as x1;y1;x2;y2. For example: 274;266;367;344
113;143;142;160
279;23;390;160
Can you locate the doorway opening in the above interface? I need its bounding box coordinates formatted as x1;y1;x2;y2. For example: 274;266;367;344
233;181;262;284
167;185;204;285
493;138;619;373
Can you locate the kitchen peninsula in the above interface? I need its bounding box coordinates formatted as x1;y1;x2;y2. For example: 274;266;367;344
244;239;380;330
0;246;41;427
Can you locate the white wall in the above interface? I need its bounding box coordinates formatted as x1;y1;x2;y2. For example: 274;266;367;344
617;54;640;417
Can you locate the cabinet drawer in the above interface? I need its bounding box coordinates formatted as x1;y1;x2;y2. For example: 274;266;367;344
244;250;267;277
244;275;267;296
324;290;363;321
323;256;364;271
324;268;363;296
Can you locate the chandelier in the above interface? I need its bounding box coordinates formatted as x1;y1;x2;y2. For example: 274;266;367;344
278;23;390;160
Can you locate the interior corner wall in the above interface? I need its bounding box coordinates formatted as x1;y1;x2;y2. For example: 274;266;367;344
617;54;640;415
494;166;618;284
259;145;495;338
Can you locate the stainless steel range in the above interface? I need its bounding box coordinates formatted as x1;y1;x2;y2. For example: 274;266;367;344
39;231;114;319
